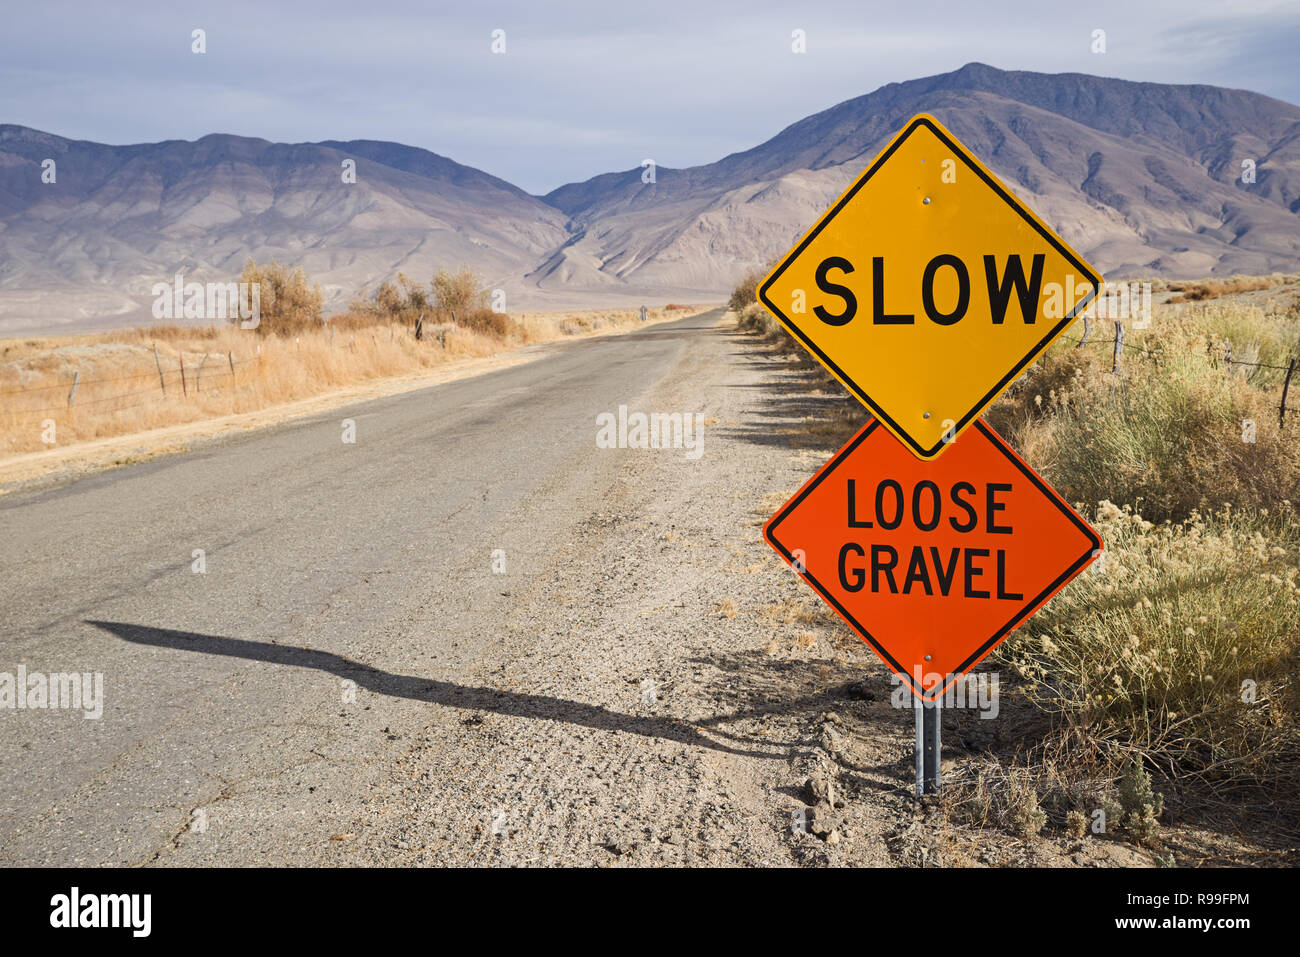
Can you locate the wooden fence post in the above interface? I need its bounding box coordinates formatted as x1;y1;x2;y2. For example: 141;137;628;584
228;351;235;381
1281;359;1297;430
196;353;208;392
1111;321;1125;376
179;351;187;397
67;371;80;407
1076;315;1090;348
154;343;166;395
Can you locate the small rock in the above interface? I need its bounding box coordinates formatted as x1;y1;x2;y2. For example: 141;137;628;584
809;802;844;837
826;829;841;845
601;838;639;856
804;774;833;805
820;726;846;756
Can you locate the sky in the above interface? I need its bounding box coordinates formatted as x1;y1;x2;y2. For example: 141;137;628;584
2;0;1298;194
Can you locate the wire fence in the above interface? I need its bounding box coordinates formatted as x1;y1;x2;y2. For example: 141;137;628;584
0;346;261;419
1;322;438;434
1056;316;1299;429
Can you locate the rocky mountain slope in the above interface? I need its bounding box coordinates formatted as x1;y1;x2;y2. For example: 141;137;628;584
2;63;1297;333
543;62;1300;294
0;128;570;332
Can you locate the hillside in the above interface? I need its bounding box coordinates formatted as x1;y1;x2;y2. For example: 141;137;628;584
542;62;1300;293
2;63;1298;333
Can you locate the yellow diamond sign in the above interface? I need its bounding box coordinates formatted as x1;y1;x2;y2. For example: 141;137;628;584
758;114;1101;459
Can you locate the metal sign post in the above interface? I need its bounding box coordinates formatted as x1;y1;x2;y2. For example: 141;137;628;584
915;697;941;796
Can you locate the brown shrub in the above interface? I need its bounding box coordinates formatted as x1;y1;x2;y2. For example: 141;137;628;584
728;260;780;313
1168;277;1275;303
459;307;516;340
238;259;324;336
432;266;487;319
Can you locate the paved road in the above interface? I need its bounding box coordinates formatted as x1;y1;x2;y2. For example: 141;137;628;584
0;310;714;859
0;306;833;866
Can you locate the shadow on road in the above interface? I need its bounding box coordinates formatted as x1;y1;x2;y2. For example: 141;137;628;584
87;619;778;759
716;328;864;451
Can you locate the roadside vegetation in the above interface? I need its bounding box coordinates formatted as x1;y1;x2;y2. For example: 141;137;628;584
727;262;772;314
1166;275;1279;304
0;262;703;458
238;259;325;335
732;268;1300;853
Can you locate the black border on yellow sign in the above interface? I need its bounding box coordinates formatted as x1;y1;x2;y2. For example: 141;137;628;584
763;419;1102;702
757;114;1102;461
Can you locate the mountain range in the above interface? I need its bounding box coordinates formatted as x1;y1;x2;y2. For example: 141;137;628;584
2;62;1298;335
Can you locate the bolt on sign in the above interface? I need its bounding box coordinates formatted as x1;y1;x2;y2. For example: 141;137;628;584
757;113;1102;460
764;419;1101;701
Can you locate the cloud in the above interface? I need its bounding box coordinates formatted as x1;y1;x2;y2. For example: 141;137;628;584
0;0;1295;193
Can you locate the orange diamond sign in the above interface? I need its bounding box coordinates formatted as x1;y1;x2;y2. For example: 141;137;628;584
763;419;1101;701
758;114;1101;460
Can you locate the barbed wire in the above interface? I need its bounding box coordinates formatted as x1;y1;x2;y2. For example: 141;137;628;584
1224;358;1295;372
1056;333;1162;358
17;385;174;415
0;352;256;396
2;360;249;416
1056;330;1295;371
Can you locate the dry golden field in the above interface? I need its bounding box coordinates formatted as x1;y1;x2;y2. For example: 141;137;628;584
0;304;706;461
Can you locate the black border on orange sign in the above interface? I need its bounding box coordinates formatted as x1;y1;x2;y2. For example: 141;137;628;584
756;114;1102;461
762;419;1103;702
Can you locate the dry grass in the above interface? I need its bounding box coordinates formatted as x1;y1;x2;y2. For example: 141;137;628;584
989;282;1300;802
1168;276;1277;303
0;305;709;458
988;288;1300;524
759;599;825;627
735;301;784;337
996;502;1300;795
